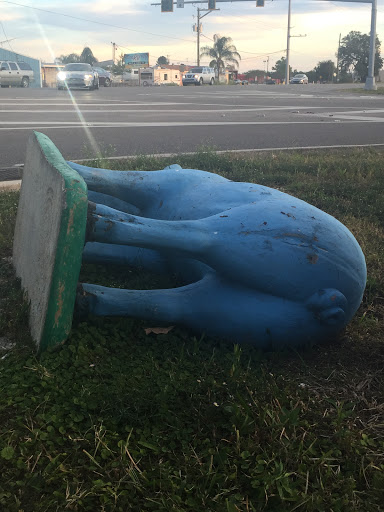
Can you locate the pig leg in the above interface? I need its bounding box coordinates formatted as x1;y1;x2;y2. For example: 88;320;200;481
68;161;229;211
76;273;215;325
87;191;140;216
86;202;209;258
83;242;169;274
83;242;211;283
76;275;348;347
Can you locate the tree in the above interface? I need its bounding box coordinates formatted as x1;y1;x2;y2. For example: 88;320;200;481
80;47;98;65
313;60;336;83
157;56;169;66
244;69;265;81
338;31;383;82
57;47;98;65
271;56;292;80
200;34;241;78
57;53;80;64
112;54;125;75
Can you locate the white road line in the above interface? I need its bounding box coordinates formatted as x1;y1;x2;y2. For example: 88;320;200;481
10;97;128;102
0;102;343;108
0;120;351;127
0;106;347;114
328;115;384;121
0;102;202;107
331;108;384;114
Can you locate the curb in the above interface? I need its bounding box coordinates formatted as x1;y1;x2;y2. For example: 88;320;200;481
0;180;22;192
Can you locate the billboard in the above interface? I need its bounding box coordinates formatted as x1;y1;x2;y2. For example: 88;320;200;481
124;53;149;69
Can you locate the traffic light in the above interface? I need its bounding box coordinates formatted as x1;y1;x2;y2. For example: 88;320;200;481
161;0;173;12
256;0;265;6
176;0;184;7
208;0;216;10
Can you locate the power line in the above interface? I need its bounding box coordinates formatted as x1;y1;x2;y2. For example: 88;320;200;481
200;34;284;60
0;20;14;52
0;0;196;44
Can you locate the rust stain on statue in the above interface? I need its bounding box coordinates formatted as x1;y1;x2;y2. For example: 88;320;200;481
307;254;319;264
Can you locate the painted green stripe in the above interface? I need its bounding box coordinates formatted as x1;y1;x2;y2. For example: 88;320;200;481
35;132;87;351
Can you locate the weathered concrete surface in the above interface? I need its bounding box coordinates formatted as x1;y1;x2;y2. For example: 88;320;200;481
12;132;87;351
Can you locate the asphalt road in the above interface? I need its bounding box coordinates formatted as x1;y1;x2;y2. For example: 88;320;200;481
1;83;384;168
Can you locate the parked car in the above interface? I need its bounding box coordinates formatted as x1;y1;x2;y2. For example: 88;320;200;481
290;74;308;84
57;63;99;90
93;67;113;87
0;61;34;87
265;79;276;85
234;79;248;85
182;67;215;86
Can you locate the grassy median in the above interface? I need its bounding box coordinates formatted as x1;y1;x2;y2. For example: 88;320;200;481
0;148;383;512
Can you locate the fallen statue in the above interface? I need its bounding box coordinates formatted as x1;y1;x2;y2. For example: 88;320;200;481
69;161;367;348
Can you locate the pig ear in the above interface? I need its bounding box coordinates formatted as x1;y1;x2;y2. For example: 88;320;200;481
163;164;182;171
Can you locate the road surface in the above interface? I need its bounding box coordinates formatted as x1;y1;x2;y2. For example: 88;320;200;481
1;83;384;169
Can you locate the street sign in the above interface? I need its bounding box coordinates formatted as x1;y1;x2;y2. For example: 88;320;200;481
256;0;265;6
208;0;216;9
161;0;173;12
177;0;184;7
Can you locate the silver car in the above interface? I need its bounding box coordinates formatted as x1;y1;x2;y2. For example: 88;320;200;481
290;73;309;84
57;63;99;90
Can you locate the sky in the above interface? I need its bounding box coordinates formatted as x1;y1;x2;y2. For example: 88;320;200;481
0;0;383;73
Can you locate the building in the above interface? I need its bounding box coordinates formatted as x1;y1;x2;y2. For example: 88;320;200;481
153;65;184;86
41;63;64;88
0;48;42;87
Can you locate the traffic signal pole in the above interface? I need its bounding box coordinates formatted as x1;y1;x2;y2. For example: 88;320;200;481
155;1;265;68
317;0;377;90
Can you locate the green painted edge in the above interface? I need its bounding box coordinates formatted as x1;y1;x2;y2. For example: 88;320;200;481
34;132;88;352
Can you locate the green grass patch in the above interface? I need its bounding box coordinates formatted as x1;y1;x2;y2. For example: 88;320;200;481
0;148;383;511
341;87;384;95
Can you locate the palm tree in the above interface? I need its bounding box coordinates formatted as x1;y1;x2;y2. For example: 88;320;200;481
200;34;241;79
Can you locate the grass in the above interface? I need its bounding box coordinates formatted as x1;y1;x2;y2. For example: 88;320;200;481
341;86;384;95
0;147;383;511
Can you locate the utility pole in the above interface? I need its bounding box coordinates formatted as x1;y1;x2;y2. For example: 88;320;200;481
365;0;377;90
336;33;341;83
285;0;291;85
197;8;201;66
111;42;117;65
195;7;214;66
285;0;307;85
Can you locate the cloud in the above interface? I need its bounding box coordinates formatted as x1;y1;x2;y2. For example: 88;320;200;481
1;0;382;72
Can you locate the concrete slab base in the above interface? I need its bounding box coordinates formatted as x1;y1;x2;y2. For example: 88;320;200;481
12;132;87;351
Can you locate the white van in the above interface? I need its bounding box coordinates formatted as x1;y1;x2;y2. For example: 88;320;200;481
0;61;34;88
182;66;215;86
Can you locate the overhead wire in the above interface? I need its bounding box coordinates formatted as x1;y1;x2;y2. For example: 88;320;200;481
0;0;196;44
0;20;14;52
